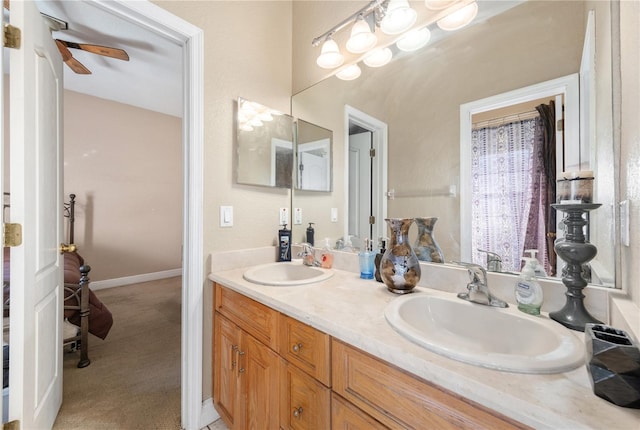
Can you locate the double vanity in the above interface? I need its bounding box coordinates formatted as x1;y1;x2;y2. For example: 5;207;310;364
209;247;640;429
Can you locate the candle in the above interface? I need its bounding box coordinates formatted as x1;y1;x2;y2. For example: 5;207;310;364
557;170;594;203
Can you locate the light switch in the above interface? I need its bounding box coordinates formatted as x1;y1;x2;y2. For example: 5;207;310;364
294;208;303;225
331;207;338;223
220;206;233;227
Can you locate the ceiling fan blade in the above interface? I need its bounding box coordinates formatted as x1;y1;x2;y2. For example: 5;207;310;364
56;39;130;61
55;40;92;75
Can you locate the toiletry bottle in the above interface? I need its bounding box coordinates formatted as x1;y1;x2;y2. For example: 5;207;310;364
306;223;315;246
358;238;375;279
374;239;386;283
524;249;547;277
278;224;291;262
515;257;544;315
320;238;333;269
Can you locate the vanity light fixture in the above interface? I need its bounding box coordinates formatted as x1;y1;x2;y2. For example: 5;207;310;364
336;64;362;81
380;0;417;35
346;14;378;53
396;26;431;52
316;35;344;69
437;1;478;31
363;47;393;67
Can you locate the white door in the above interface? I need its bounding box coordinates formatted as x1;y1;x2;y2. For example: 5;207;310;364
348;132;372;248
8;1;65;428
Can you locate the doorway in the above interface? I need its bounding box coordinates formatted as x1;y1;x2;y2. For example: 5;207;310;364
345;106;388;250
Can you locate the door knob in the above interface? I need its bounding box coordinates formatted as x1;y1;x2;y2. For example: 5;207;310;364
60;243;77;254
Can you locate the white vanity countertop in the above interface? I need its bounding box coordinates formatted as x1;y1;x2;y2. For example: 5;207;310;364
209;264;640;429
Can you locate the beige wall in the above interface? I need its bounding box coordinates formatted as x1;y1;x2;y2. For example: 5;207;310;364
63;90;182;281
619;0;640;308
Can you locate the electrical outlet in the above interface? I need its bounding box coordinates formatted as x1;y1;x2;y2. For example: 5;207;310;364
620;200;630;247
294;208;303;225
280;207;289;226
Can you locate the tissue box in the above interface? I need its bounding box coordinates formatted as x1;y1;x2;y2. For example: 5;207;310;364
585;324;640;408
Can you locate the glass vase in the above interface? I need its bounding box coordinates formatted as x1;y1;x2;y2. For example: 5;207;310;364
380;218;421;294
413;217;445;263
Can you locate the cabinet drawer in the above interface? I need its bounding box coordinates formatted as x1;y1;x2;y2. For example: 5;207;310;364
280;359;330;430
331;393;388;430
332;339;529;430
214;283;278;350
278;313;331;386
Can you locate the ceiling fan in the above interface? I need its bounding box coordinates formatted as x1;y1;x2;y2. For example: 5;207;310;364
2;1;130;75
54;39;129;75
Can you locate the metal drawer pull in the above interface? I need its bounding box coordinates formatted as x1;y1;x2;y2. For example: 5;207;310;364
292;342;303;353
292;406;303;418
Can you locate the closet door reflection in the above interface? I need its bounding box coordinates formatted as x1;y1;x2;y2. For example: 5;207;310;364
348;131;373;249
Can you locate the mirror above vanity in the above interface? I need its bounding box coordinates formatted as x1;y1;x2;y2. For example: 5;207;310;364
291;0;617;287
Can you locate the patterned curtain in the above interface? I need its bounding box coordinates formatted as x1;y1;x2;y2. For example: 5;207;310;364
471;118;549;273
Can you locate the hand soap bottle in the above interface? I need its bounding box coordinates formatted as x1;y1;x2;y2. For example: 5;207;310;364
515;257;544;315
320;238;333;269
374;239;386;283
278;224;291;262
306;223;315;246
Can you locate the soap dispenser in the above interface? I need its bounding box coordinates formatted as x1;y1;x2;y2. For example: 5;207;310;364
524;249;547;277
306;223;315;246
374;238;387;283
278;224;291;262
515;257;544;315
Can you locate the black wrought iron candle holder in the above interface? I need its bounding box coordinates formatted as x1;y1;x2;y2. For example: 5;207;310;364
550;203;603;331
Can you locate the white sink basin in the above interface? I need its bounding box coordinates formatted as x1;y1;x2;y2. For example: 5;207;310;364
384;292;585;374
243;261;333;286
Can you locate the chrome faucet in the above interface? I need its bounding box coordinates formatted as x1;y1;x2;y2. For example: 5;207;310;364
454;262;508;308
477;249;502;272
297;243;321;267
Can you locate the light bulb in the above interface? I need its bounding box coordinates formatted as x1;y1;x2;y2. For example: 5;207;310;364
336;64;362;81
380;0;417;35
346;16;377;54
316;37;344;69
437;1;478;31
396;27;431;52
363;47;393;68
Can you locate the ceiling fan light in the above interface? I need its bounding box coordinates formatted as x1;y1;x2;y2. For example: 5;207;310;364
363;47;393;67
316;38;344;69
424;0;457;11
396;27;431;52
437;1;478;31
346;17;378;54
380;0;417;35
336;64;362;81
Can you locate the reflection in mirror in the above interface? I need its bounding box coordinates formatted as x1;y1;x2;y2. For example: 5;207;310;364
291;1;615;287
236;97;293;188
296;119;333;192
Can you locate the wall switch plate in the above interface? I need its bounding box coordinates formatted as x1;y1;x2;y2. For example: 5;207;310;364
220;206;233;227
294;208;303;225
331;207;338;223
620;200;630;247
280;207;289;226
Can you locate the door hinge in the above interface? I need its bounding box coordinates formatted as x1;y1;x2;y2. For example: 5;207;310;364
369;148;376;158
3;223;22;247
369;215;375;225
557;119;564;131
3;24;21;49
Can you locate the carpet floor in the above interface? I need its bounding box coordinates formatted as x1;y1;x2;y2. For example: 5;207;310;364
53;277;182;430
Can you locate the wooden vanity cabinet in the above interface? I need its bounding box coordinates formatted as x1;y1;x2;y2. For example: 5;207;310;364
332;339;530;430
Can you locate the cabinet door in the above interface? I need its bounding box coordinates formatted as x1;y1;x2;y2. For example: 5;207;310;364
331;393;388;430
241;332;280;430
280;360;330;430
213;313;243;429
278;314;331;386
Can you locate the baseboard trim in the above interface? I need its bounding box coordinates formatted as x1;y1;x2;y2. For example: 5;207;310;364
90;268;182;290
200;398;220;428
